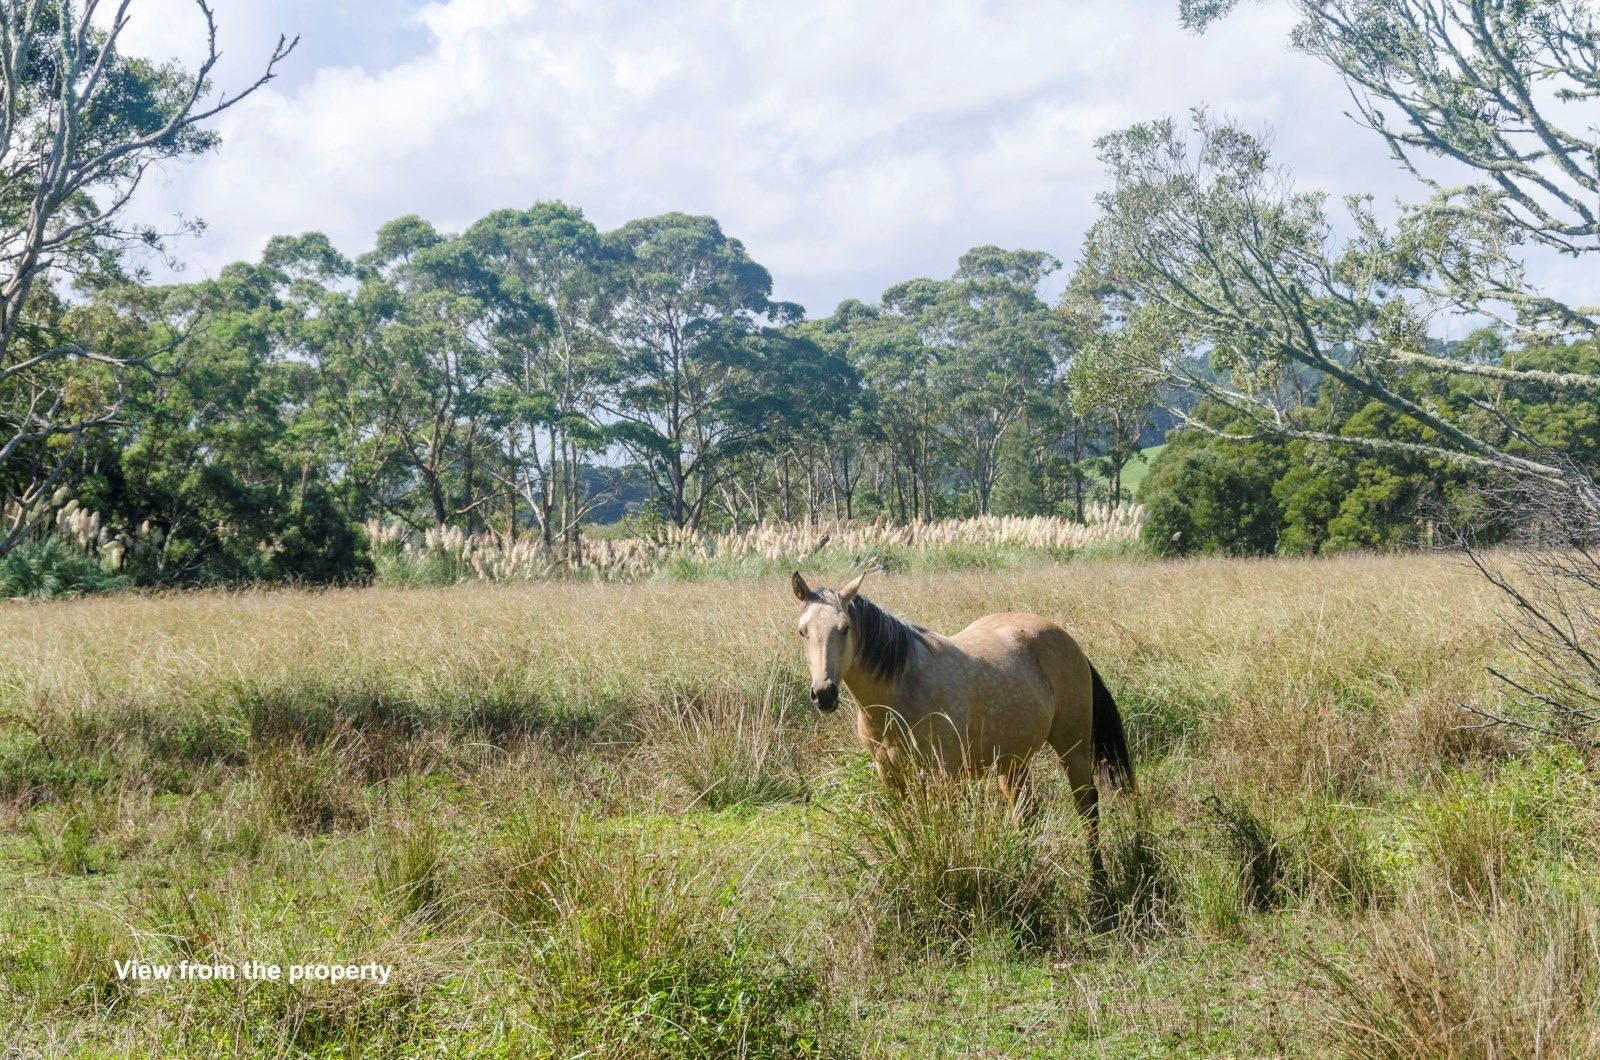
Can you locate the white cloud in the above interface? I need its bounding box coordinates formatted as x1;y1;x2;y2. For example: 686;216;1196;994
123;0;1410;313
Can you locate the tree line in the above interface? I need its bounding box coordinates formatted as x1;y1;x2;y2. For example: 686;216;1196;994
8;198;1165;584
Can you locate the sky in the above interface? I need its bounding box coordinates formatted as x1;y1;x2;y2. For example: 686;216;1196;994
117;0;1428;319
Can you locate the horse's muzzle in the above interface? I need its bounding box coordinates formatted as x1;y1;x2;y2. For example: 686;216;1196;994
811;682;839;713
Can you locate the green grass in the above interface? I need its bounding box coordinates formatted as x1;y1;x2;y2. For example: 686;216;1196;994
1124;442;1165;498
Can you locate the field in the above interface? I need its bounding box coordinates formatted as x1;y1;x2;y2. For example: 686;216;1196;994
3;552;1598;1056
1120;443;1164;498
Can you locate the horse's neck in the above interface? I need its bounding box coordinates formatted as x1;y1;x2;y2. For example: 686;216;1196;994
841;663;899;714
841;612;918;712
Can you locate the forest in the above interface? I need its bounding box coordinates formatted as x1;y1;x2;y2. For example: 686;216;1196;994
8;203;1165;588
7;195;1596;591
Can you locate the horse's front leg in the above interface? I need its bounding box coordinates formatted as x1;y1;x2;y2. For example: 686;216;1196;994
858;702;913;796
872;752;908;796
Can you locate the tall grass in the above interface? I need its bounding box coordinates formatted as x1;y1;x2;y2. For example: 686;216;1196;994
640;677;814;810
523;842;838;1057
833;775;1085;954
1313;891;1600;1058
2;551;1589;1054
474;795;843;1056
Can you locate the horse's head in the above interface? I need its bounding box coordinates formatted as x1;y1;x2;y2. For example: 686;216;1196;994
790;570;866;713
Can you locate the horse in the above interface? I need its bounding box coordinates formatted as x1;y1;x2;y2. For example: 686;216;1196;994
790;569;1134;868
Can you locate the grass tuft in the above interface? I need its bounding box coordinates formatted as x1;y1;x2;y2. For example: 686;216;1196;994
641;678;812;810
833;775;1082;954
1313;891;1600;1058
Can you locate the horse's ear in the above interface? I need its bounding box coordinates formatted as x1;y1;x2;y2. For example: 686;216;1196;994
790;571;811;602
838;571;867;605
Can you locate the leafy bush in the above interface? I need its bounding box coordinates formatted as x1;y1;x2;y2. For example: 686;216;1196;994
1141;437;1285;557
1141;343;1600;558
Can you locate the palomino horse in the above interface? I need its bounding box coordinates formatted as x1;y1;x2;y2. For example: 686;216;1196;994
791;570;1134;866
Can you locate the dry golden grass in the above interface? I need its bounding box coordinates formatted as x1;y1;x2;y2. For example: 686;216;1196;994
1;550;1509;812
1;550;1498;723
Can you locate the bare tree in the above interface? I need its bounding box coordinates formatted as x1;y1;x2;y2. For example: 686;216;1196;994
0;1;295;554
1460;478;1600;757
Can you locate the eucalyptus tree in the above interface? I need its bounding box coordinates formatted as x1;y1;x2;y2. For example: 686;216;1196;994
1103;0;1600;506
463;202;610;554
946;247;1070;513
599;213;800;529
360;217;520;531
63;260;366;583
1075;108;1598;505
823;296;940;521
281;217;505;532
881;248;1066;516
791;299;882;521
0;1;294;554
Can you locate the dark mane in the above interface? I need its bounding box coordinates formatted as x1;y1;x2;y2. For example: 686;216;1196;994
847;595;925;682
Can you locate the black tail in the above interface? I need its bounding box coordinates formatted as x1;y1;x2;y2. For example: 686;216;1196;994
1090;665;1135;794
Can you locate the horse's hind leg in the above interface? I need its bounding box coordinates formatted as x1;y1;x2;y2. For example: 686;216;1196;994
1057;741;1107;884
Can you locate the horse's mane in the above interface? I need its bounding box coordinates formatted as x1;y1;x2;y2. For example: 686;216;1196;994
847;595;925;682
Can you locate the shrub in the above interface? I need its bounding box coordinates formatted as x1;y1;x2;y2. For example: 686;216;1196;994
0;538;128;599
1140;434;1285;557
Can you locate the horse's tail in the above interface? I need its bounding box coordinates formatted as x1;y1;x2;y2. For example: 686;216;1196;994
1090;665;1135;794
